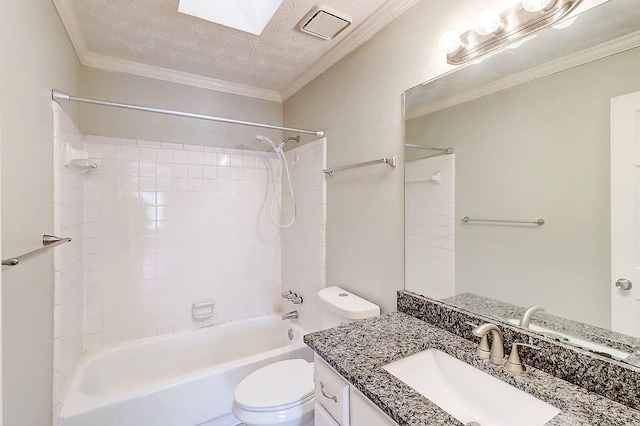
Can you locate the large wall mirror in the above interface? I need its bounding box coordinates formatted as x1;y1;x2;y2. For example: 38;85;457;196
404;0;640;364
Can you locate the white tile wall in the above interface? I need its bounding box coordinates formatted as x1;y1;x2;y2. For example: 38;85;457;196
83;136;283;350
52;103;85;424
405;155;455;299
281;139;327;332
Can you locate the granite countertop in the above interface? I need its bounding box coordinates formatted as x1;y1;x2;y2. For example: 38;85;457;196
304;312;640;426
442;293;640;361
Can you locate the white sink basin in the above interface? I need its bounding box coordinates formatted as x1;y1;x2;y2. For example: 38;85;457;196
383;349;560;426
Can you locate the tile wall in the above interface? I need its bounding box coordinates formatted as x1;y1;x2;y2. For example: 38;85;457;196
281;139;327;332
52;103;85;423
404;155;455;299
82;136;283;350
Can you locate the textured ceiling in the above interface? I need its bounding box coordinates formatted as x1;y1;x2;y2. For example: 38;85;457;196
65;0;389;92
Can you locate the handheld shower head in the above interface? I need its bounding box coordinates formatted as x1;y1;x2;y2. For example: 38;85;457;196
255;135;280;153
253;134;297;228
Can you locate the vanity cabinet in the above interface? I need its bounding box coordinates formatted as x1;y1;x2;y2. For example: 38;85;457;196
314;355;398;426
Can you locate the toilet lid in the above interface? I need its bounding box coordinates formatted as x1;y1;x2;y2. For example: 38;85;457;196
234;359;314;411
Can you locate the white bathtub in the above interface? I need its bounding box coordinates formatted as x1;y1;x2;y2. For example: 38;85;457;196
60;315;313;426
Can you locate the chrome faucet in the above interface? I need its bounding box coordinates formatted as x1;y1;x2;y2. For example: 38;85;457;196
281;310;298;320
472;323;505;365
519;305;544;328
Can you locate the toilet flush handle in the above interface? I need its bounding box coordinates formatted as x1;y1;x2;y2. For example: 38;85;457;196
320;382;338;403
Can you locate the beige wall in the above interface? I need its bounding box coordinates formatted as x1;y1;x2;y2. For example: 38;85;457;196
405;46;640;328
283;0;520;313
80;67;283;149
0;0;80;425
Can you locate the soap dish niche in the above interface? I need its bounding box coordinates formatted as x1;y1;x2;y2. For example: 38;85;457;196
192;299;215;320
62;143;98;173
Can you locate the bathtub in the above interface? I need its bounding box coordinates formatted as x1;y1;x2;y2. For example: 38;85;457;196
60;315;313;426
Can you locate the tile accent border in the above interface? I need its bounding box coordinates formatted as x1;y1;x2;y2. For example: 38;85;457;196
398;290;640;410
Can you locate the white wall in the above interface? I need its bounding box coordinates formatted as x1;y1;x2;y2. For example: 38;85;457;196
80;67;284;149
405;155;455;300
82;136;282;350
0;0;80;424
52;104;85;424
283;0;521;313
281;139;327;332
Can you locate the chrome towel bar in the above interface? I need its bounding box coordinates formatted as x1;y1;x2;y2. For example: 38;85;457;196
323;156;397;177
2;235;72;266
404;143;453;154
461;217;545;226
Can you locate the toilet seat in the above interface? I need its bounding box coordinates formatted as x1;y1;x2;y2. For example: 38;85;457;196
234;359;314;412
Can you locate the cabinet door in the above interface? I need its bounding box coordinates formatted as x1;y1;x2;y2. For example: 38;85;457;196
350;387;398;426
314;355;350;425
315;403;340;426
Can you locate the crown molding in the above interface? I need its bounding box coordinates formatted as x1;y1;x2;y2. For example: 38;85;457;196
387;0;423;19
52;0;89;59
52;0;281;102
53;0;419;103
406;30;640;120
280;0;421;101
81;53;283;102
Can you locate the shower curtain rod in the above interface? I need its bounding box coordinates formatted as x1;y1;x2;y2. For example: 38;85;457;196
51;90;325;138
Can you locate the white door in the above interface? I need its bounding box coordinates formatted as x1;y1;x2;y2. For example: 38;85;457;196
611;90;640;337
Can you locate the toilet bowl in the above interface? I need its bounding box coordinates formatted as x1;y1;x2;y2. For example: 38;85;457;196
232;359;315;426
232;286;380;425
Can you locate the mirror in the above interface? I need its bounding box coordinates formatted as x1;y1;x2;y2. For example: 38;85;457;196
404;0;640;363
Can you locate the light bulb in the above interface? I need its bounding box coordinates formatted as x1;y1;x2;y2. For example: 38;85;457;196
522;0;556;12
438;31;464;54
473;9;504;36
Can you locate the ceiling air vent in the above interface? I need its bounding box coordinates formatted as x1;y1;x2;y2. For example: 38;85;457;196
298;4;352;40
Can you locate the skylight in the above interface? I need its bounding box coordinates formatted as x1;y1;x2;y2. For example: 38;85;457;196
178;0;285;36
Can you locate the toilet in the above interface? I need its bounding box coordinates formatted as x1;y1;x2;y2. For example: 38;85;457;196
232;286;380;426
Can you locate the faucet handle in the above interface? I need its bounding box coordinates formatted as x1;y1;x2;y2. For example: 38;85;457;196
505;342;540;373
282;291;303;304
466;322;490;361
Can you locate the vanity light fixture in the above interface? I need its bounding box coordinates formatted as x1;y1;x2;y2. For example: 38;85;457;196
438;31;464;55
439;0;583;65
473;9;504;36
522;0;557;13
552;16;577;29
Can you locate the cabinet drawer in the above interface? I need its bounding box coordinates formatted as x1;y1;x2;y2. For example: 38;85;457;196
314;355;350;426
315;403;340;426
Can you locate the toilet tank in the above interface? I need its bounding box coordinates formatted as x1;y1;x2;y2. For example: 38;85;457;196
318;286;380;329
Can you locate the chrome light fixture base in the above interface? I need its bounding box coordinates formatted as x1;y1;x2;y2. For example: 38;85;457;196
447;0;583;65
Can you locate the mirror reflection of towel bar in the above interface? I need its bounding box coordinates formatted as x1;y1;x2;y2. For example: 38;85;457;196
461;217;545;226
404;143;453;154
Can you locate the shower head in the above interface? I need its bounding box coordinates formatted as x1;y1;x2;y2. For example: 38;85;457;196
255;135;280;153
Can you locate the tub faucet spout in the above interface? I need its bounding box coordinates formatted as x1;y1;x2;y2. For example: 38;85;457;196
281;310;298;320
